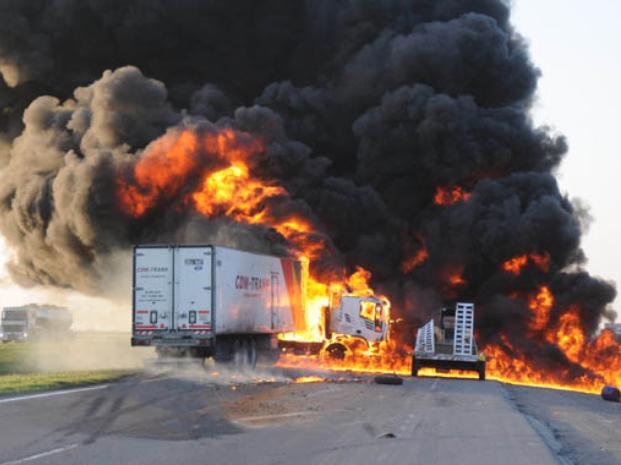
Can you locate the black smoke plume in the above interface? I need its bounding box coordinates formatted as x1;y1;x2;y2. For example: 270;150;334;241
0;0;615;373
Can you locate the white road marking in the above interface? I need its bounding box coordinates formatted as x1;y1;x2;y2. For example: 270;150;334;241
235;411;320;422
0;375;168;406
0;444;79;465
0;384;109;405
121;376;167;386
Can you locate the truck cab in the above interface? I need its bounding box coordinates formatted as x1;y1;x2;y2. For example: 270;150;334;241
323;295;389;359
0;307;30;342
0;305;72;343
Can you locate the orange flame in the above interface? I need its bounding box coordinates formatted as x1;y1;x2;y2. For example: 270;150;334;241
347;267;374;296
484;295;621;394
118;128;329;261
502;252;550;275
401;246;429;273
434;186;471;206
528;285;554;332
449;272;466;286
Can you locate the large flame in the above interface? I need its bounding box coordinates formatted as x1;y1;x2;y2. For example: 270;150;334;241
484;288;621;394
118;128;327;261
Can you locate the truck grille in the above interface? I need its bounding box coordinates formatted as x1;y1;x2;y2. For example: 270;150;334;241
2;324;25;333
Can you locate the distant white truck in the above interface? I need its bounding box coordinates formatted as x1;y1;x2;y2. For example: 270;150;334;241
0;305;73;342
131;245;390;365
412;302;486;380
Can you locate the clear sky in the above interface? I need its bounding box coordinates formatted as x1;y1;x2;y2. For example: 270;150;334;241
513;0;621;312
0;1;619;320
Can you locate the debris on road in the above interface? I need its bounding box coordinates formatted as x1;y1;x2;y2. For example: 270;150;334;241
601;385;620;402
374;375;404;385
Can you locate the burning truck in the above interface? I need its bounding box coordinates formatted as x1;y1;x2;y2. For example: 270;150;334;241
131;245;390;366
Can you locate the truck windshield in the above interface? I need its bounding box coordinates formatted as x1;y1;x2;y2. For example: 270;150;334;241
374;304;384;332
2;310;28;321
359;301;375;321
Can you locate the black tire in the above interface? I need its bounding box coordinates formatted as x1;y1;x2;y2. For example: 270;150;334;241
213;339;234;364
325;344;346;360
478;361;486;381
233;339;245;366
375;375;404;386
411;359;420;377
601;386;621;402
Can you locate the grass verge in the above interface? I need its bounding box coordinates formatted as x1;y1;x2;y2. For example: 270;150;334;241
0;334;145;396
0;370;136;396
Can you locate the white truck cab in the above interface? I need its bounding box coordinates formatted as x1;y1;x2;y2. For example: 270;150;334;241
323;294;389;359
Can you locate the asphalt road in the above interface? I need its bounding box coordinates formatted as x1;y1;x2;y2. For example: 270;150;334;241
0;370;618;465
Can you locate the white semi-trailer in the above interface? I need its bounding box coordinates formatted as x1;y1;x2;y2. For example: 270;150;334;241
132;245;391;365
131;245;306;364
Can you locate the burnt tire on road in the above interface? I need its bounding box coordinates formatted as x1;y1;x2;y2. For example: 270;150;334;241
374;375;404;386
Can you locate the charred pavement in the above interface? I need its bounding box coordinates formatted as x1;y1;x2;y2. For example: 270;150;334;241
0;371;619;465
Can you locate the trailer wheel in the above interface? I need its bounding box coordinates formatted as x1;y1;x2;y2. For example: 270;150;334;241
478;361;486;381
233;339;245;366
246;338;257;369
214;339;234;364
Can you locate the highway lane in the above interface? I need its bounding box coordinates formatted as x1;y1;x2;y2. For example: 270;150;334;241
507;384;621;465
0;373;598;465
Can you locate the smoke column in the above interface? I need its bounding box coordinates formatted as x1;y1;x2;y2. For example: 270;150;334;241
0;1;616;382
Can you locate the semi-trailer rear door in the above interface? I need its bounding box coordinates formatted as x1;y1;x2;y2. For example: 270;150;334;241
174;246;213;331
133;247;173;331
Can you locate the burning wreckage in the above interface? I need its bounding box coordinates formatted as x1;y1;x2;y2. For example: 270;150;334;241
0;1;619;395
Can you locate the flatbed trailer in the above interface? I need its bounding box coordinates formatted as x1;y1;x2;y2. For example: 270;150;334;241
412;302;486;380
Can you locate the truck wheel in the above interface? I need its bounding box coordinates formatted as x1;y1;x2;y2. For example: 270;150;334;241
478;362;486;381
325;343;346;360
246;338;257;369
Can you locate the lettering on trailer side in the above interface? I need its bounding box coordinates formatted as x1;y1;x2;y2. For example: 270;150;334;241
235;275;271;290
136;267;169;273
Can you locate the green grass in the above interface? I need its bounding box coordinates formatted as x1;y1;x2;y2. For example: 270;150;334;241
0;370;135;395
0;335;142;395
0;342;30;373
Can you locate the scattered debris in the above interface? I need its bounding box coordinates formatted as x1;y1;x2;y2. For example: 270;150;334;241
379;432;397;439
374;375;404;385
601;385;620;402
